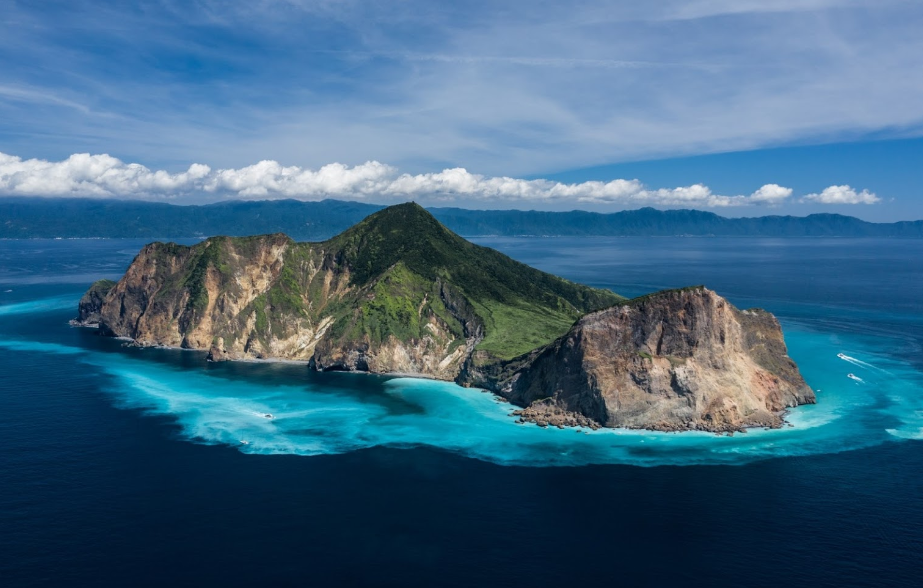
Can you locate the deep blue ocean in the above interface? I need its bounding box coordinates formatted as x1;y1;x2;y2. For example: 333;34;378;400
1;236;921;587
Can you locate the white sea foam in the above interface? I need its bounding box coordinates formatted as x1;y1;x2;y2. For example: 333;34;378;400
887;428;923;440
82;351;923;465
2;300;923;466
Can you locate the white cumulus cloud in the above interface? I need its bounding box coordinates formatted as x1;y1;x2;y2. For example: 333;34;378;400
802;185;880;204
0;152;211;198
203;160;395;197
748;183;793;204
0;151;878;209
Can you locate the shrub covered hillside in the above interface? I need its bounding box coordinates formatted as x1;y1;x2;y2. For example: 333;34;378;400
322;202;625;360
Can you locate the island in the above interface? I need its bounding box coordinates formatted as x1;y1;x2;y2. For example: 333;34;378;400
74;202;815;432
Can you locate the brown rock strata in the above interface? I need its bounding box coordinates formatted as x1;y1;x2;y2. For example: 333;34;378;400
463;287;815;432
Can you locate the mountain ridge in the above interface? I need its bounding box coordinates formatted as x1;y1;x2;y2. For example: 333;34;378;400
4;197;921;239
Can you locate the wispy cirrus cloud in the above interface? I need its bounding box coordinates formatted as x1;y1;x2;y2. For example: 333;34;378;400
0;151;878;207
0;0;922;181
0;85;92;114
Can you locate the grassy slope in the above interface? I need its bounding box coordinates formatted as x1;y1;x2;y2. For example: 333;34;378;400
322;203;624;360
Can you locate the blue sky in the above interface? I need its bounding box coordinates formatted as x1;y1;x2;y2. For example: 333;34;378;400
1;0;921;219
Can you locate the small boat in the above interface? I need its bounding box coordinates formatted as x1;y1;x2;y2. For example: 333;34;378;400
847;373;862;382
837;353;847;359
240;440;250;445
264;413;274;419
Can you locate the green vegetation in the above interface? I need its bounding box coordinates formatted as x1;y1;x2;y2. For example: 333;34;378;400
145;241;195;309
321;203;624;360
626;285;706;306
184;240;221;315
251;294;269;334
468;299;576;359
87;279;117;295
266;262;308;317
359;263;430;343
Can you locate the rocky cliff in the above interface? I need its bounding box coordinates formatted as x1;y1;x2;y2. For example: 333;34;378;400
78;204;814;432
72;279;116;326
460;287;815;432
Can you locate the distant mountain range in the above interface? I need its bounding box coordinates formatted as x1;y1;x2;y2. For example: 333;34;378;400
2;197;921;239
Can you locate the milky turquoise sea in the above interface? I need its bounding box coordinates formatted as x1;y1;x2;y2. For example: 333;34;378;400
1;236;921;586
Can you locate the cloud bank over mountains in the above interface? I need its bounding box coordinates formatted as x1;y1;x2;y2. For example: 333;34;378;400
0;152;878;208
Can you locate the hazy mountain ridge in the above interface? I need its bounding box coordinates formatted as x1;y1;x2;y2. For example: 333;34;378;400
4;197;921;238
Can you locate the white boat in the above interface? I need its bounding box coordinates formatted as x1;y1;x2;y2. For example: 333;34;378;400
240;440;250;445
847;373;862;382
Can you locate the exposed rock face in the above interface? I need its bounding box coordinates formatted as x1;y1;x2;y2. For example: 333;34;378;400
95;234;470;379
72;279;116;326
462;287;815;432
78;204;814;433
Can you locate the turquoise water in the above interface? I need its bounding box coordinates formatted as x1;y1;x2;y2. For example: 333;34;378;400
1;238;921;467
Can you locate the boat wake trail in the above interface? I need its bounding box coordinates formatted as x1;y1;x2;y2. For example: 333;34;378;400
837;352;890;374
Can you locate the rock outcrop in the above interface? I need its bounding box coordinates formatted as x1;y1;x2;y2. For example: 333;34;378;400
77;204;814;432
461;287;815;432
71;279;116;326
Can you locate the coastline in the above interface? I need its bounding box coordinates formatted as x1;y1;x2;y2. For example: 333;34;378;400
70;323;785;435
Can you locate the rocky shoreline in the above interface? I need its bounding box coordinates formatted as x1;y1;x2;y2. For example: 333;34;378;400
510;398;603;430
508;396;791;434
76;284;816;434
72;316;803;434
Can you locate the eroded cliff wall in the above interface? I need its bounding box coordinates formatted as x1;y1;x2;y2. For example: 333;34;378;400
468;287;815;432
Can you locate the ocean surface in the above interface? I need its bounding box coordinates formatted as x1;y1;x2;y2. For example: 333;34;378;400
1;236;921;586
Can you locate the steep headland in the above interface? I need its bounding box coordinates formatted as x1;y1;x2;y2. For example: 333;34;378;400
77;203;814;431
72;279;116;326
461;287;814;432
